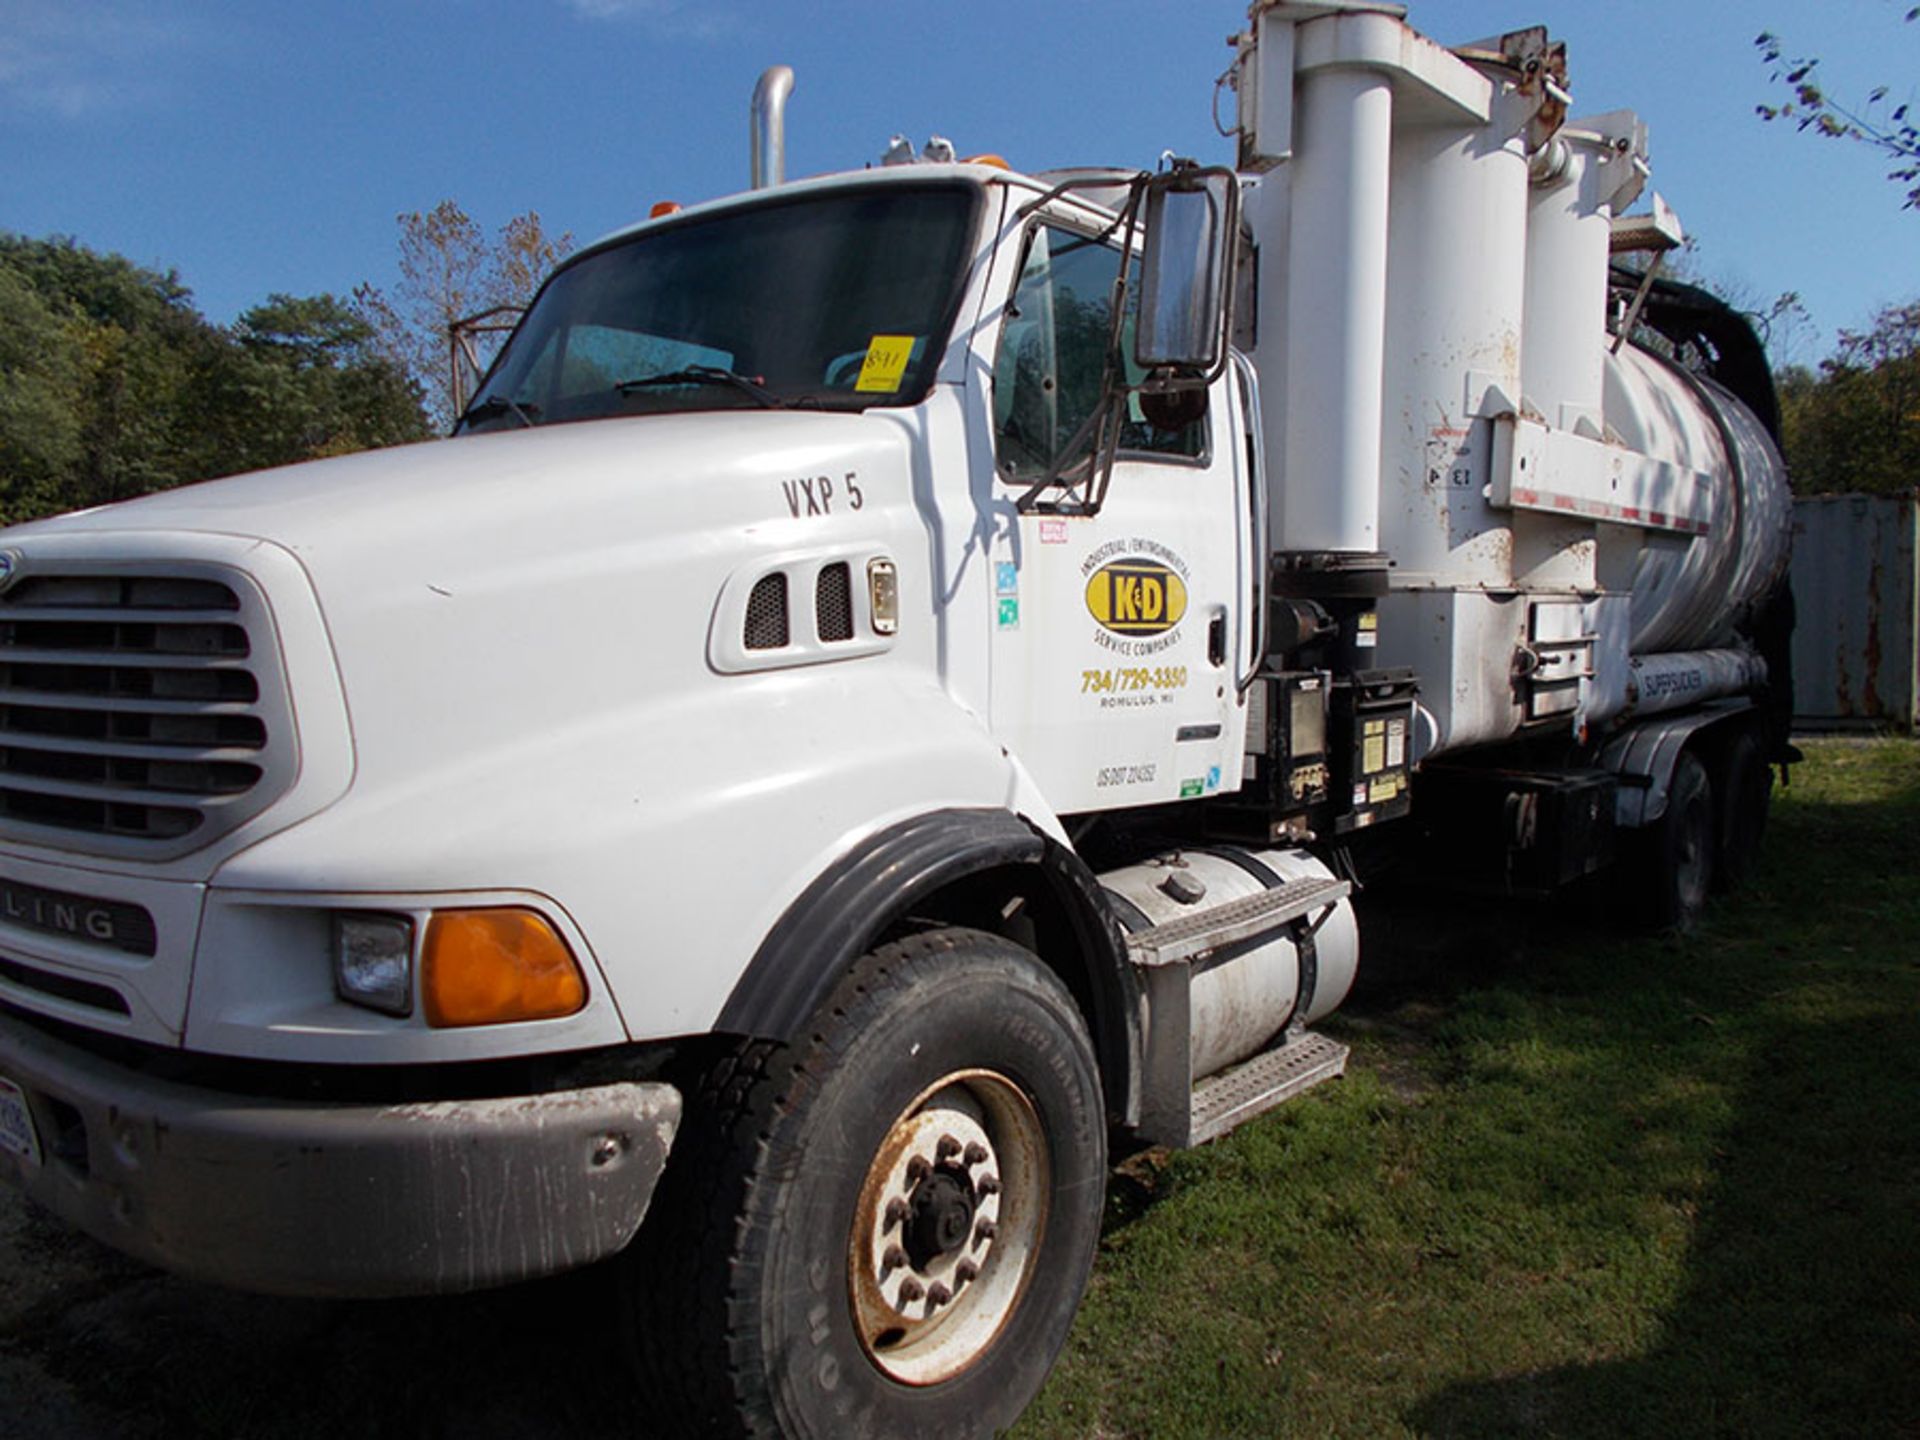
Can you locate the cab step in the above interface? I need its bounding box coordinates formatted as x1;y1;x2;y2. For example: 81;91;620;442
1126;875;1351;968
1124;873;1353;1148
1189;1031;1349;1145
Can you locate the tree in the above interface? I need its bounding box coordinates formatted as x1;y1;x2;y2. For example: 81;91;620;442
353;202;573;429
0;234;432;525
1777;301;1920;495
1756;14;1920;211
183;294;431;479
0;264;88;521
0;234;219;516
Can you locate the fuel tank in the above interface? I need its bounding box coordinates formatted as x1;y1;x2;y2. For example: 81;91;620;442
1098;846;1357;1080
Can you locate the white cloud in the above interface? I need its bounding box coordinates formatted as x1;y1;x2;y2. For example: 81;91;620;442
561;0;666;16
556;0;737;38
0;1;204;117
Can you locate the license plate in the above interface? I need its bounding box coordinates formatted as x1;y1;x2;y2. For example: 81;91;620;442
0;1075;40;1168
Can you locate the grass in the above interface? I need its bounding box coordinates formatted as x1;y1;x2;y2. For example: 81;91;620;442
3;740;1914;1438
1016;737;1920;1440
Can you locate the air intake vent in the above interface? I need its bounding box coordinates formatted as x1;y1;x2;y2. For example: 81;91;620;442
0;955;131;1016
816;563;854;642
0;568;288;853
744;573;790;650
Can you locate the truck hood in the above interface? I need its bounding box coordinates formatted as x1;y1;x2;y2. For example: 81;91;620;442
3;409;925;869
9;410;904;557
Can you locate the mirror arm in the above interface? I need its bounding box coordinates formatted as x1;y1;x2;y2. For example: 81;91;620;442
1013;389;1125;516
1016;171;1149;232
1013;179;1151;518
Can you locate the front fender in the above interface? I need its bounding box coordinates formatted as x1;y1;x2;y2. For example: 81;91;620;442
717;808;1046;1040
209;667;1041;1046
718;806;1142;1127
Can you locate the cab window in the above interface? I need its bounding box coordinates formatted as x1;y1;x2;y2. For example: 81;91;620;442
992;224;1205;483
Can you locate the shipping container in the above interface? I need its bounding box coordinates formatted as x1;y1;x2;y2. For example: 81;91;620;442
1791;493;1920;731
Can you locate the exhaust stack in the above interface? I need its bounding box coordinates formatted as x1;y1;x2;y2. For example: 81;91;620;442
750;66;795;189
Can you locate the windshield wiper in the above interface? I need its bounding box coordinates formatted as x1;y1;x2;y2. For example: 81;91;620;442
615;365;787;409
458;394;540;430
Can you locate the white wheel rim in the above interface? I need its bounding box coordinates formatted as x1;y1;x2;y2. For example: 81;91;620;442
848;1069;1048;1385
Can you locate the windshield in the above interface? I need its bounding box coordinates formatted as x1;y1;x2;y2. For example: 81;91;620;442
458;182;981;432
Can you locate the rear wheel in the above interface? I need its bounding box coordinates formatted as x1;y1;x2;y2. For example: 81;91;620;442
1641;749;1716;931
1713;730;1772;892
628;927;1105;1439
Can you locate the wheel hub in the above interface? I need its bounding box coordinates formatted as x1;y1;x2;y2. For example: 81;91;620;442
848;1071;1047;1386
904;1167;976;1268
861;1106;1002;1321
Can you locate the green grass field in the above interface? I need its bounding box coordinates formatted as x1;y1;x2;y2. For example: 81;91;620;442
1018;738;1920;1440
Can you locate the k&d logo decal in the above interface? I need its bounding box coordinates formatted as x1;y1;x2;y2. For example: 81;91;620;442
1085;558;1187;637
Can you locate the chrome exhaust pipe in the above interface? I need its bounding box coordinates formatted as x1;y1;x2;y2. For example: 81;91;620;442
751;65;795;189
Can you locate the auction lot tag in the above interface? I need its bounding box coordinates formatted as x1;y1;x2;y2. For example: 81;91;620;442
854;335;915;393
0;1075;41;1167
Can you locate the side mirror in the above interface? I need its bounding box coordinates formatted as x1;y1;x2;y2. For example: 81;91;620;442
1133;166;1238;380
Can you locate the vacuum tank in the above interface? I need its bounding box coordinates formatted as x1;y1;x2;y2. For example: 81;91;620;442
1233;4;1792;759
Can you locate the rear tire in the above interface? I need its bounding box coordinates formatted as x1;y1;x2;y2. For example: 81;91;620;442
627;927;1106;1439
1642;749;1716;931
1713;730;1772;892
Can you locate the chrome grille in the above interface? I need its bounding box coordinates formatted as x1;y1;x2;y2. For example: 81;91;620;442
0;569;288;853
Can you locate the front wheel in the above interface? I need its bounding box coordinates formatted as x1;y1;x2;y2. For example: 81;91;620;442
628;927;1106;1439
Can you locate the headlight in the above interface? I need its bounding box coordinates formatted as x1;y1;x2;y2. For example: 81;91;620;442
332;913;415;1017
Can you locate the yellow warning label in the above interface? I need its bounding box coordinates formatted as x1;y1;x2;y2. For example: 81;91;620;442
854;335;915;393
1363;734;1386;774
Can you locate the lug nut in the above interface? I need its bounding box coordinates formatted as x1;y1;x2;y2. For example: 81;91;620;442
974;1218;997;1246
963;1141;988;1165
936;1134;961;1161
898;1277;925;1304
881;1244;906;1275
884;1198;908;1229
956;1258;980;1284
906;1155;932;1183
926;1282;952;1309
976;1173;1001;1196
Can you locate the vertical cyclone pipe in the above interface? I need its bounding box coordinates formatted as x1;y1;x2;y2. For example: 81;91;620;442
1376;116;1528;589
750;66;795;190
1522;132;1619;435
1280;58;1393;554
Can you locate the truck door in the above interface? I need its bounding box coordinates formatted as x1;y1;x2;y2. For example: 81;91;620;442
984;218;1251;814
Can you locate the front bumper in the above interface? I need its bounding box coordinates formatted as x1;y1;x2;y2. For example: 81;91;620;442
0;1010;680;1298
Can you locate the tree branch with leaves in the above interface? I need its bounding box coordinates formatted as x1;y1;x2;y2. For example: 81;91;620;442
1756;12;1920;211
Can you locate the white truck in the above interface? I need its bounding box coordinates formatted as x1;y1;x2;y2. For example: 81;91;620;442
0;4;1791;1436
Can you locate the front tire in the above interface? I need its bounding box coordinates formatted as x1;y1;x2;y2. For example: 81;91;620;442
628;927;1106;1439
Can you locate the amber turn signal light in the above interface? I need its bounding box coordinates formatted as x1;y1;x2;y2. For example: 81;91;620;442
422;908;587;1028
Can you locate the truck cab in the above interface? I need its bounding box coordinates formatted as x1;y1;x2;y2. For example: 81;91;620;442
0;159;1337;1433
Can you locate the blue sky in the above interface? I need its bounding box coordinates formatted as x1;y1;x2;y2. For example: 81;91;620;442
3;0;1914;367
